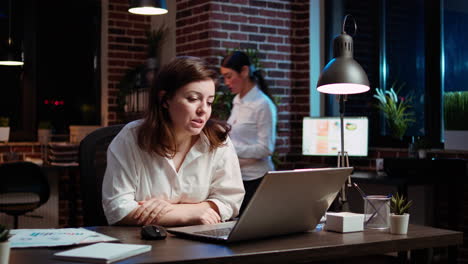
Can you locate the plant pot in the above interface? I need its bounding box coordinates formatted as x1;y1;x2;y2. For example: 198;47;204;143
418;149;427;159
444;130;468;150
0;127;10;142
0;241;10;264
38;129;52;145
390;213;410;235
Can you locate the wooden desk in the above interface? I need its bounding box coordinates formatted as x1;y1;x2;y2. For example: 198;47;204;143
10;225;462;264
352;170;464;233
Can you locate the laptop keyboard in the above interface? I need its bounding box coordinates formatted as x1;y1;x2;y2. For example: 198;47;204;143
194;227;232;237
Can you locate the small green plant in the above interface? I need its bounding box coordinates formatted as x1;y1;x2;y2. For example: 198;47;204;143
212;88;235;121
0;224;9;242
146;25;168;58
116;25;168;113
390;193;413;215
413;136;430;150
117;64;146;111
373;81;415;139
38;120;52;129
0;117;9;127
444;91;468;130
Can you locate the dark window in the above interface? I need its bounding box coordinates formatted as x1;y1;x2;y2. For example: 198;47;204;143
324;0;443;147
0;0;101;141
442;0;468;131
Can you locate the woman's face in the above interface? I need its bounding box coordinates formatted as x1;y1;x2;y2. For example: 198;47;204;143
220;66;247;95
166;79;215;139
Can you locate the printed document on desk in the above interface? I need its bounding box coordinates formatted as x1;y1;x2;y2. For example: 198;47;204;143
9;228;118;248
54;242;152;264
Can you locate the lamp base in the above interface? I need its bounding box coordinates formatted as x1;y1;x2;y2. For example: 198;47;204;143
330;197;350;212
333;151;351;212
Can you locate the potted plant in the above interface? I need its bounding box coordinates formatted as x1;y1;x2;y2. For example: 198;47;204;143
38;120;53;144
117;26;168;117
413;136;430;159
444;91;468;150
0;117;10;142
373;81;415;140
389;193;413;235
145;25;168;72
0;224;10;264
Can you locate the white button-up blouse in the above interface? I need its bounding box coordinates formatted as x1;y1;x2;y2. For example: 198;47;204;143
227;86;277;181
102;121;245;225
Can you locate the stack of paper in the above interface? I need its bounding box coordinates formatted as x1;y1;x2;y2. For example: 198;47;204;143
9;228;118;248
47;142;79;166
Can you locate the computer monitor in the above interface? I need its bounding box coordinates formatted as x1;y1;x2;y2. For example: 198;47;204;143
302;117;369;157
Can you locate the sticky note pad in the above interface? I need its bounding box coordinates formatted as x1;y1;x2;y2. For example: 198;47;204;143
325;212;364;233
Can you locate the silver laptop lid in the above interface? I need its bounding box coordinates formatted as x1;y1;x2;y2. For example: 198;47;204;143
228;167;353;242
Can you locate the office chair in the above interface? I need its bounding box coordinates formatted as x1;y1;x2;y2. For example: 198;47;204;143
0;161;50;229
79;124;125;226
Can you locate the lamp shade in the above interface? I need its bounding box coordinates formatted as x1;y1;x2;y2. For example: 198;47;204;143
0;0;24;66
0;43;23;66
128;0;168;15
317;30;369;94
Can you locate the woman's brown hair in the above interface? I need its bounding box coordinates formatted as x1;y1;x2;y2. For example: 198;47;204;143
137;56;230;158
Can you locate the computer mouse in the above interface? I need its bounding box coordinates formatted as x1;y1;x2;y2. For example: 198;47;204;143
141;225;167;240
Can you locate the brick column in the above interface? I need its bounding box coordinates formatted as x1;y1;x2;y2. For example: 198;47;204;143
175;0;310;168
106;0;152;124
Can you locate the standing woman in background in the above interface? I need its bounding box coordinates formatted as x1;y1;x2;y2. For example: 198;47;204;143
220;51;277;214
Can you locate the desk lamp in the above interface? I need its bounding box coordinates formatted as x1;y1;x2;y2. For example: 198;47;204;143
316;14;370;210
128;0;168;15
0;0;24;66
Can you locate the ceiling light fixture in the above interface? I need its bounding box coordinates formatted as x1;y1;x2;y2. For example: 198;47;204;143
0;0;23;66
128;0;168;15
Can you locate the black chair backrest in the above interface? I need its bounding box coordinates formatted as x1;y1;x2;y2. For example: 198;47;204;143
79;124;125;226
0;161;50;213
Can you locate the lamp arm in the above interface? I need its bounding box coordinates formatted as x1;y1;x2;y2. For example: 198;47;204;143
339;95;345;161
338;95;352;208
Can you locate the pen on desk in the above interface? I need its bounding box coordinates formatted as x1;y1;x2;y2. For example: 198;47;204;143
353;183;367;198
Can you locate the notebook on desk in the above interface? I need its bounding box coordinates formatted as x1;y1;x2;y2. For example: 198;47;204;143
167;167;353;242
54;242;151;263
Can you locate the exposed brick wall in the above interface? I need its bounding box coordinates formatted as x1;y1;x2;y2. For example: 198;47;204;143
106;0;153;124
0;142;42;162
175;0;310;168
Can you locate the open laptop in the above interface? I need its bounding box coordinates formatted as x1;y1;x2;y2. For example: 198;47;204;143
166;167;353;242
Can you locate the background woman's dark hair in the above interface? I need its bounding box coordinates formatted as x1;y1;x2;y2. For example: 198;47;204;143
221;51;276;106
137;56;230;158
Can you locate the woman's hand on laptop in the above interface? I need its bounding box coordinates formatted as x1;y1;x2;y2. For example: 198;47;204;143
156;202;221;226
188;202;221;225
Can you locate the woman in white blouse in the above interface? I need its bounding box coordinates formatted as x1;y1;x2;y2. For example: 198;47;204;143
220;51;277;214
102;56;245;226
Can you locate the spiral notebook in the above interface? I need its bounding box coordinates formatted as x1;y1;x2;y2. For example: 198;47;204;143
54;242;152;263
